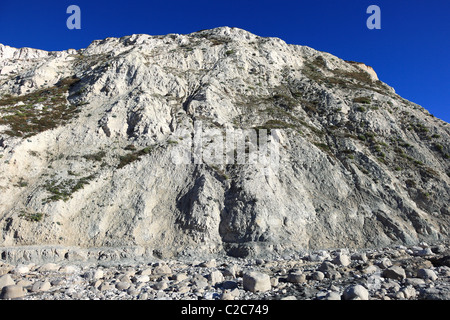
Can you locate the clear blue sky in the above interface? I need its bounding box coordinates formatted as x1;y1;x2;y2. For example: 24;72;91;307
1;0;449;122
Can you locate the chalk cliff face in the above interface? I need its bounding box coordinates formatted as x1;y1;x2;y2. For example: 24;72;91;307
0;27;448;258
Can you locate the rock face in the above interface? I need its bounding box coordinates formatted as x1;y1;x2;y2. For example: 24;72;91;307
0;243;448;301
0;27;449;259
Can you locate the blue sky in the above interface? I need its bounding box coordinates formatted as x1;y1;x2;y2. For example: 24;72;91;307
0;0;449;122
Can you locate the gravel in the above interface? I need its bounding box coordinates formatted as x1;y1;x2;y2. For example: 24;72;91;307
1;242;449;300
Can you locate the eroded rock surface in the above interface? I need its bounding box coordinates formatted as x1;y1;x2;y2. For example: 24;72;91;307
0;27;448;258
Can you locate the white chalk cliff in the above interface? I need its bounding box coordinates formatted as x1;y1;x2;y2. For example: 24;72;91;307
0;27;448;258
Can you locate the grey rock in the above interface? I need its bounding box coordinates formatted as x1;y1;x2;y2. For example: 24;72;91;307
405;278;426;286
376;257;392;269
419;285;450;300
307;251;331;262
243;271;271;292
318;261;336;273
38;263;60;272
176;285;190;294
326;270;342;280
98;281;115;291
133;275;150;283
117;274;132;283
255;259;265;265
394;291;406;299
332;253;351;267
153;265;172;276
415;248;434;256
287;272;306;283
203;292;220;300
382;279;401;292
17;279;33;287
138;292;149;300
222;266;237;278
152;280;168;291
439;267;450;277
127;287;140;296
351;252;368;263
322;291;341;300
30;281;51;292
343;285;369;300
363;265;379;274
311;271;325;281
199;259;217;268
172;273;188;282
192;274;209;288
0;263;14;276
1;285;25;299
138;268;152;276
59;265;78;274
115;281;131;291
207;270;224;285
270;277;279;287
13;265;30;275
229;287;240;298
84;269;104;281
382;266;406;281
417;268;438;281
280;295;297;300
401;286;417;299
0;274;15;290
431;245;446;254
221;290;235;300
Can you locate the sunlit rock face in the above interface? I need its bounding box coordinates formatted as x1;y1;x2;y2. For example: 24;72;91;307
0;27;448;258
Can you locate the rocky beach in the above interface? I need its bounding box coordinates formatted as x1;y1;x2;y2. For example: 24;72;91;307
1;241;449;300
